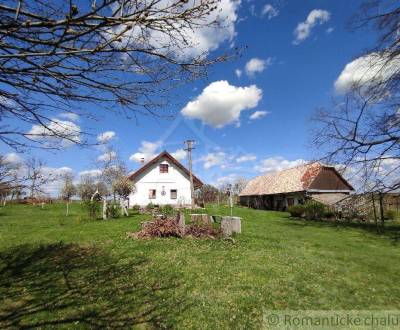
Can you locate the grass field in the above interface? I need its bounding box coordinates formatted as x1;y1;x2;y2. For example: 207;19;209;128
0;203;400;328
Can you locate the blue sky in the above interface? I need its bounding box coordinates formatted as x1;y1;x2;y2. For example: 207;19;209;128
2;0;379;189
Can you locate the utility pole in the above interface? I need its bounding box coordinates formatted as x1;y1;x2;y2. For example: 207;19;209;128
184;140;195;209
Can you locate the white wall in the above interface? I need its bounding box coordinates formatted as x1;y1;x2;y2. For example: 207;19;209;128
128;158;192;207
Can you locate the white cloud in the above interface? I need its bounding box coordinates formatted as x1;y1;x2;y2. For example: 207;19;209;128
39;166;74;196
200;152;228;169
97;151;117;162
97;131;116;143
43;166;73;177
236;154;257;163
255;156;306;173
215;173;240;187
293;9;330;45
334;52;400;94
262;4;279;19
181;80;262;128
235;69;242;78
108;0;240;60
129;140;161;163
27;119;81;147
79;169;102;178
326;27;334;34
4;153;23;164
171;149;186;161
249;110;269;120
59;112;79;122
245;57;272;77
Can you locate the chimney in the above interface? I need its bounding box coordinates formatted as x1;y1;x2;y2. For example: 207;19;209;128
140;157;145;165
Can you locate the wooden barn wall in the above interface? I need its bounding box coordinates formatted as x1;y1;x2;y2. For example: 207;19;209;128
309;168;351;191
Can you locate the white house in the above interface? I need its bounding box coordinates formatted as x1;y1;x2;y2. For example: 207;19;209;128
127;151;203;207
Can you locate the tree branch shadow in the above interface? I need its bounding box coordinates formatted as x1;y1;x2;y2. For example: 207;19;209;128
0;243;188;328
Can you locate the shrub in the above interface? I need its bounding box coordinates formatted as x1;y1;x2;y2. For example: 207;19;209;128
287;205;305;217
83;200;100;219
146;202;155;211
106;202;120;218
324;210;336;219
385;210;398;220
131;204;140;213
160;204;174;216
304;201;326;220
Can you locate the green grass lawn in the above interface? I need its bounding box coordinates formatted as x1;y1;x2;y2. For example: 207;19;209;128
0;203;399;328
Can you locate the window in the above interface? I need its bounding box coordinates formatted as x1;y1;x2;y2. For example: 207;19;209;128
170;189;177;199
149;189;156;199
159;164;169;173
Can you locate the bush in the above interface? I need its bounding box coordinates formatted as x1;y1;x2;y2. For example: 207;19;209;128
304;201;326;220
287;205;305;217
324;210;336;219
131;204;140;213
385;210;398;220
82;200;100;219
160;204;174;216
106;202;120;218
146;202;155;211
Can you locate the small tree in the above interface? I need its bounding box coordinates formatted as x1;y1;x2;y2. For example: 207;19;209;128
112;178;134;216
0;154;23;205
60;173;76;216
196;184;219;205
77;175;96;201
24;157;55;200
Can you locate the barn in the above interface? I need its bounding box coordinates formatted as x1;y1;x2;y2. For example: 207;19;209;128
239;162;354;211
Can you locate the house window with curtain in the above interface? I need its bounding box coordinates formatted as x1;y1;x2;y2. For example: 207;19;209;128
149;189;156;199
170;189;177;199
159;164;169;173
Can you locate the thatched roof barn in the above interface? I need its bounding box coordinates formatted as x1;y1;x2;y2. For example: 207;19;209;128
239;162;354;210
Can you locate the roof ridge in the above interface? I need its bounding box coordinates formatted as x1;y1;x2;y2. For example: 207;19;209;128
258;160;316;177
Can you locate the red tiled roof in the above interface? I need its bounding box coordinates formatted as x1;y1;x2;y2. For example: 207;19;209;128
240;162;353;196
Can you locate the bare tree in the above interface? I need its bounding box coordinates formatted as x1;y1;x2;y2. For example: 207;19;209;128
232;177;248;196
24;157;54;200
77;174;97;201
0;0;235;150
196;184;219;204
0;155;22;204
60;172;76;216
112;177;134;216
97;146;125;199
312;0;400;226
313;1;400;191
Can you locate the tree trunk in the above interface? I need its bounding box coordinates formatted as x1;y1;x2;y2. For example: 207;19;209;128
221;216;241;236
66;201;69;217
190;214;210;224
371;193;379;232
120;199;129;216
102;199;107;220
379;192;385;228
177;211;185;237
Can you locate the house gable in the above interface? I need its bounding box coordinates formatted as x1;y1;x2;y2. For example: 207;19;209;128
308;167;354;191
128;151;203;188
